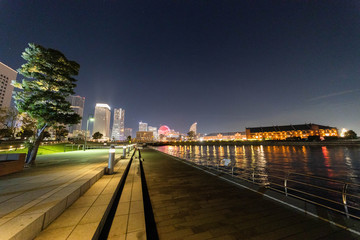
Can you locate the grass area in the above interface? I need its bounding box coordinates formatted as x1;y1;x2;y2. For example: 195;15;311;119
1;143;78;155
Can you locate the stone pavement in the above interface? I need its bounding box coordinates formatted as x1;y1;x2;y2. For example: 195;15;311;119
35;158;132;240
141;149;360;240
0;149;128;240
34;153;146;240
108;157;146;239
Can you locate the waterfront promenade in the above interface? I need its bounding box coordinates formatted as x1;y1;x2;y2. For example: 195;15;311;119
0;149;128;240
1;148;359;239
141;149;359;240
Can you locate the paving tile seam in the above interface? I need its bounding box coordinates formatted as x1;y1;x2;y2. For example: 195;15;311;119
32;159;125;238
152;149;360;237
246;220;321;240
0;162;107;227
81;161;126;214
0;166;103;210
64;160;128;239
124;159;137;236
97;156;135;239
128;161;142;234
107;158;148;239
0;168;90;204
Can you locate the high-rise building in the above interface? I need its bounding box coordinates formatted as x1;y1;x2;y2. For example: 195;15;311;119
111;108;125;141
0;62;16;108
139;121;148;131
66;95;85;133
189;122;197;134
93;103;111;139
148;126;158;140
124;128;132;138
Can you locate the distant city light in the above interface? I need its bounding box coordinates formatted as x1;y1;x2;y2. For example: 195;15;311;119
340;128;348;137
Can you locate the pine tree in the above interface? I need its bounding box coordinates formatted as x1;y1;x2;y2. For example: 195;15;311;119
13;43;81;164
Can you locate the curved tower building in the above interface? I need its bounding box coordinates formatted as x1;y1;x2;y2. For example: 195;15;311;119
189;122;197;134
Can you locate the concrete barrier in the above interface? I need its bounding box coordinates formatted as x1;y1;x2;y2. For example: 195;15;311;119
0;153;26;176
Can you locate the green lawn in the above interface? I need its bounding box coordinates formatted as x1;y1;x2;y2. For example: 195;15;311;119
1;143;78;155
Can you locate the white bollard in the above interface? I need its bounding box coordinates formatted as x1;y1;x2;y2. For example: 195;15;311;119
122;146;126;158
108;145;116;174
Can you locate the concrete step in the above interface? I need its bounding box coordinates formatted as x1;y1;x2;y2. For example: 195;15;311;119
0;162;107;240
35;158;132;240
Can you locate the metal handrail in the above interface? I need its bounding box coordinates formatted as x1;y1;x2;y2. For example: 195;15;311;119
155;147;360;220
270;186;360;219
270;175;343;194
233;165;360;217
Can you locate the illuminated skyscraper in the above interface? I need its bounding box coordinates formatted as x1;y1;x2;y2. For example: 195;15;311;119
111;108;125;141
0;62;16;108
139;121;148;131
93;103;111;139
66;95;85;133
148;126;158;140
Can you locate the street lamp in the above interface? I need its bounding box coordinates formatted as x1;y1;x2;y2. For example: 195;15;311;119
84;115;94;151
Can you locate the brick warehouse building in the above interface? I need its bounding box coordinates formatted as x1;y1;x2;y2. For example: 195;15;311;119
203;132;247;141
246;123;338;140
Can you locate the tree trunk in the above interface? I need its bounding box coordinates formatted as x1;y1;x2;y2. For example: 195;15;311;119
26;124;47;165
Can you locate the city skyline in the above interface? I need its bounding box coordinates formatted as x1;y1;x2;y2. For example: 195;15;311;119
1;1;360;134
93;103;111;140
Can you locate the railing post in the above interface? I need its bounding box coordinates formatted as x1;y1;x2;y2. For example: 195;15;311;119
232;167;234;176
342;183;349;218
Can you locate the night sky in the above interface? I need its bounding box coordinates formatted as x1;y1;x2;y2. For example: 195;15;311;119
1;0;360;135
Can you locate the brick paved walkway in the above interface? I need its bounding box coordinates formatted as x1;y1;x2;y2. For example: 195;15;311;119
141;149;359;240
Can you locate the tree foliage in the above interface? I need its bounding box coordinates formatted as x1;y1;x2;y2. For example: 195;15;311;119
0;107;20;139
13;43;81;164
16;128;34;139
16;113;37;139
187;131;196;139
92;132;103;140
53;125;69;140
0;128;12;138
345;130;357;139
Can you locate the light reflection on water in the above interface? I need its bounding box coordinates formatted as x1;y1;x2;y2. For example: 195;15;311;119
157;145;360;184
